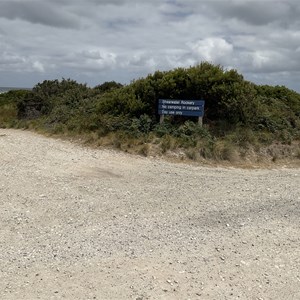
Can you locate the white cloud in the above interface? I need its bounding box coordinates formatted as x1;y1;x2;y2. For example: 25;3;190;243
188;38;234;63
81;49;117;70
32;61;45;72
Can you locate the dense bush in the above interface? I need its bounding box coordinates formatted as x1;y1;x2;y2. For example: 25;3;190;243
2;63;299;160
0;90;30;127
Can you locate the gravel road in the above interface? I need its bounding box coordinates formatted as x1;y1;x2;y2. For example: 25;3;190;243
0;129;300;300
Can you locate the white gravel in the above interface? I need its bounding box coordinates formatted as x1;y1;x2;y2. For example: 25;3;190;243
1;129;300;300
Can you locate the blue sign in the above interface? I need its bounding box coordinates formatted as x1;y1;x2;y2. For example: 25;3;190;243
158;99;205;117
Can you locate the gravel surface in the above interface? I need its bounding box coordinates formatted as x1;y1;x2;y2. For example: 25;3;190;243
1;129;300;300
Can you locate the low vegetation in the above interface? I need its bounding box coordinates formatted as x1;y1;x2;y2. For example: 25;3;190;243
1;62;300;164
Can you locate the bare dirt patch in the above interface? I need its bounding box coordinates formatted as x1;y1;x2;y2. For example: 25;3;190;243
1;129;300;299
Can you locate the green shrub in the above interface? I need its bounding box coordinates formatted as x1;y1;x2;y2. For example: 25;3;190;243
185;148;199;160
1;63;298;162
226;127;258;148
0;90;29;127
160;135;178;153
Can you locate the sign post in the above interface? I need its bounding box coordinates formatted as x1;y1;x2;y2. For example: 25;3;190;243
198;116;203;126
160;114;165;124
158;99;205;126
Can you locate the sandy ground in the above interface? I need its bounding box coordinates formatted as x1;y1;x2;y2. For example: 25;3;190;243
0;128;300;300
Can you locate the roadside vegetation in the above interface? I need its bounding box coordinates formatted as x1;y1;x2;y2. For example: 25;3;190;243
1;62;300;164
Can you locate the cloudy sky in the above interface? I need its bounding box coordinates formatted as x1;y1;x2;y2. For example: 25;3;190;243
0;0;300;92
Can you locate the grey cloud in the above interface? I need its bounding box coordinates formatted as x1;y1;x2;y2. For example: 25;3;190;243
0;0;79;28
0;0;299;92
0;52;25;66
57;49;117;72
204;1;297;27
105;18;141;31
159;1;193;21
51;0;156;7
0;49;45;74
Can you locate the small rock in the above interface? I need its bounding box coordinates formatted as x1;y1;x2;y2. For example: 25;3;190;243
166;280;173;286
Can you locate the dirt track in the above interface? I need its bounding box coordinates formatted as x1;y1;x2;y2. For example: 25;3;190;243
0;129;300;300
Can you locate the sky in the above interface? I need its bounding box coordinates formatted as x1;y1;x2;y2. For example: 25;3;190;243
0;0;300;92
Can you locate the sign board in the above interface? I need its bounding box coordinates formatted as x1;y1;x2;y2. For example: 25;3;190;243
158;99;205;117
